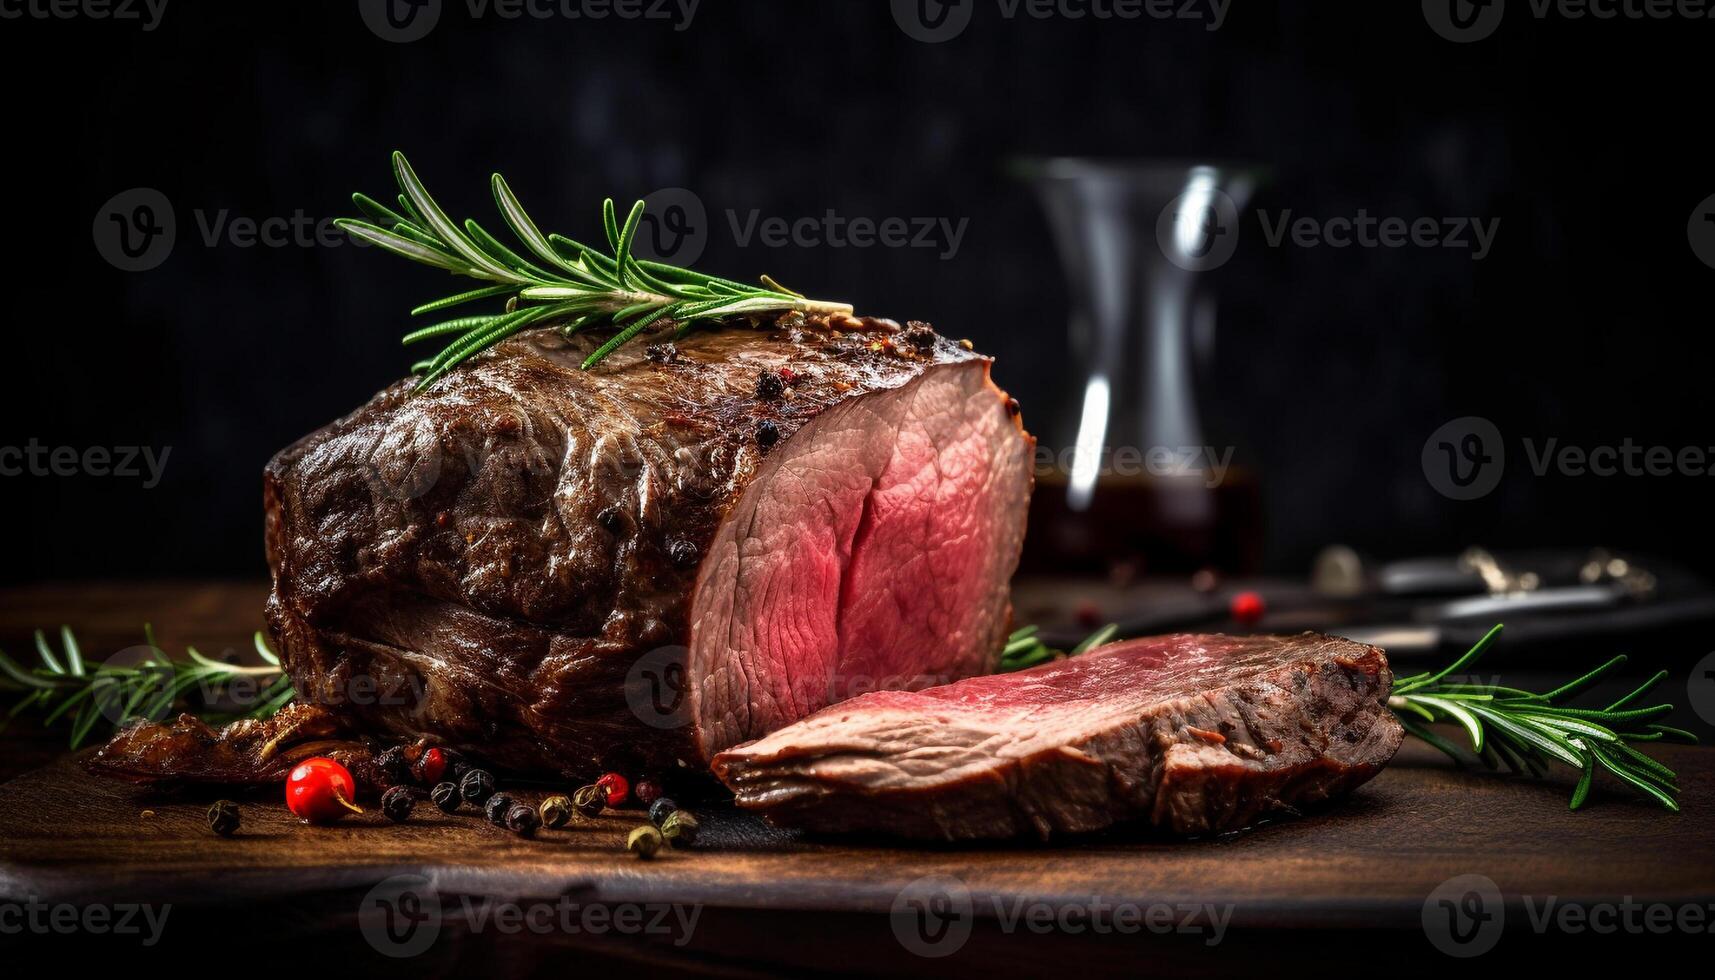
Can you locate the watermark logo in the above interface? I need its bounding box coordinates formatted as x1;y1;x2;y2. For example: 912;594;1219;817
1422;416;1505;500
360;0;442;42
1690;651;1715;726
635;187;708;265
625;645;693;729
1689;193;1715;270
359;424;446;504
93;188;174;272
1157;187;1241;272
1423;874;1505;957
891;0;975;42
1422;0;1505;42
360;874;443;958
891;875;974;958
95;189;374;271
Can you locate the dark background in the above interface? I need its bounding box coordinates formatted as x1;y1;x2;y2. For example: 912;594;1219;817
1;0;1708;584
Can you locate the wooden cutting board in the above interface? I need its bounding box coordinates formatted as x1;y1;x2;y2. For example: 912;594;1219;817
2;584;1712;974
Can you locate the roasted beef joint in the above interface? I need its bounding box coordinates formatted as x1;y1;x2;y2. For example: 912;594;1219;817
713;632;1405;839
261;314;1033;779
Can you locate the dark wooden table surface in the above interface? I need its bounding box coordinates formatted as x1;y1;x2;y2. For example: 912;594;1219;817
2;583;1712;975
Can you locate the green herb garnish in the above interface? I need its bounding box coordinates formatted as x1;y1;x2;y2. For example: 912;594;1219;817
1003;620;1693;811
1390;624;1693;811
0;626;293;748
336;152;853;389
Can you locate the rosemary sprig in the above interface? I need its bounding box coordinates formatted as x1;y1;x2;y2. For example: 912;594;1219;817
1390;624;1693;812
0;627;292;748
1000;623;1118;672
336;152;853;388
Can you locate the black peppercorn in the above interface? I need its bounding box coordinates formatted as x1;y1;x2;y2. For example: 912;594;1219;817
1005;397;1021;417
755;419;779;448
206;800;240;837
572;784;605;818
382;785;416;823
485;792;516;825
667;538;699;567
460;768;496;804
755;370;785;401
506;803;541;837
645;342;679;363
431;781;462;813
540;795;572;829
661;810;699;847
648;797;678;828
375;745;411;786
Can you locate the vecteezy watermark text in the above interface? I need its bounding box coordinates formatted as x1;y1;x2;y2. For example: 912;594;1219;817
359;0;699;42
358;875;699;958
0;440;171;488
890;0;1230;43
890;875;1231;957
0;898;171;945
0;0;168;30
728;210;969;260
1256;210;1500;261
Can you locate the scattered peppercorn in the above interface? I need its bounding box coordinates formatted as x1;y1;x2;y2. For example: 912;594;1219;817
414;747;448;786
1230;590;1266;628
661;810;700;847
1005;397;1021;417
903;321;936;347
627;824;664;859
633;778;663;807
206;800;240;837
460;769;496;805
648;797;678;828
755;419;779;448
777;366;800;386
755;370;785;401
645;342;679;363
596;772;630;807
540;795;572;829
667;539;698;567
485;792;516;826
375;745;411;786
382;785;416;823
958;338;974;351
572;784;606;818
431;781;462;813
505;803;541;837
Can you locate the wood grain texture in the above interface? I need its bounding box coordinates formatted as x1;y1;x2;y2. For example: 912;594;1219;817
2;583;1711;975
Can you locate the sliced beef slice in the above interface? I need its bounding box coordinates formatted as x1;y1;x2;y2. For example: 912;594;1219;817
712;632;1404;840
262;315;1032;779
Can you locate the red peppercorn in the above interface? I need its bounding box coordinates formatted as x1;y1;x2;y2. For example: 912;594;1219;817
415;747;447;786
634;778;663;807
596;772;630;807
1230;591;1266;628
1074;601;1102;629
286;757;364;824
